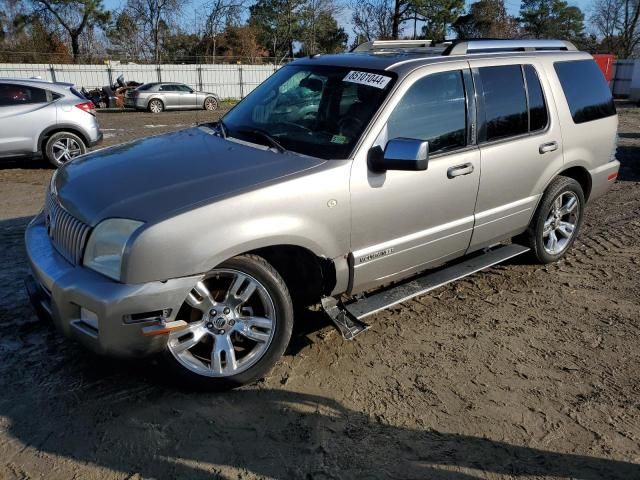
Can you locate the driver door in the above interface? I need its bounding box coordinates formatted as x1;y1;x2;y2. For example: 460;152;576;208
349;64;481;293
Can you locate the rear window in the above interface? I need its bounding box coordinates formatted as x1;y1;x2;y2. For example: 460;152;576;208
0;84;48;106
478;65;528;141
524;65;548;132
554;60;616;124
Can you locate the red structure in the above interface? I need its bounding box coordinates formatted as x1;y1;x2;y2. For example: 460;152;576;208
593;54;616;84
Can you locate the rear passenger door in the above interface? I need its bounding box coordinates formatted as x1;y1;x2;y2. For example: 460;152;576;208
467;59;564;251
158;84;181;108
0;83;52;155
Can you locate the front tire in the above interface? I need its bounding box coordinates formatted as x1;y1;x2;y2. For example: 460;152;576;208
163;254;293;390
204;96;218;111
520;176;585;264
45;131;87;168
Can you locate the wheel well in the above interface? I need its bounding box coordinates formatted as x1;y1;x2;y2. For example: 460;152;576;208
559;166;592;201
39;127;88;153
250;245;336;307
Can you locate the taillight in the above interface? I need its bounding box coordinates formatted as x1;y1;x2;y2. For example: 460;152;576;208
75;101;95;115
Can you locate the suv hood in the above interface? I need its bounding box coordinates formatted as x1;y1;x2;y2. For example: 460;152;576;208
53;127;325;225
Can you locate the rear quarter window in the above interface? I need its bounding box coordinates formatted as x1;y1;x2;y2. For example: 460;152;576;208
554;60;616;124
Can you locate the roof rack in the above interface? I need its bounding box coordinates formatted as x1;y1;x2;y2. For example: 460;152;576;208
353;40;441;53
444;39;577;55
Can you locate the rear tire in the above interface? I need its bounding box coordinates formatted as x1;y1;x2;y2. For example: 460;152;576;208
148;99;164;113
518;176;585;264
45;131;87;168
163;254;294;390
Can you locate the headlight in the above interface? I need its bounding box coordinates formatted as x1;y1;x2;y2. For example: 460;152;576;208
83;218;143;281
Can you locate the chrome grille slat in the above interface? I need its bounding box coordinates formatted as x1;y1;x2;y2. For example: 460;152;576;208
44;193;91;265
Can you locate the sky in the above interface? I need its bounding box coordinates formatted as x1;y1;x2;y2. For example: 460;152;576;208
101;0;597;43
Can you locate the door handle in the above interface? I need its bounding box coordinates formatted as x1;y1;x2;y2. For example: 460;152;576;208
447;162;474;178
539;141;558;154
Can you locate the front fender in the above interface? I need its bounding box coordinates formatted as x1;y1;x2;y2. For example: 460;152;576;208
122;161;352;284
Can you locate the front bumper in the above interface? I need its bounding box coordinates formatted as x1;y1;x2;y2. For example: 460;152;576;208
25;212;203;358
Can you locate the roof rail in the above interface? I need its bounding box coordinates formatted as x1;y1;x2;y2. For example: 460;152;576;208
444;39;577;56
353;40;437;53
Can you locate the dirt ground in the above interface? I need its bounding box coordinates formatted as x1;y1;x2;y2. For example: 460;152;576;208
0;105;639;479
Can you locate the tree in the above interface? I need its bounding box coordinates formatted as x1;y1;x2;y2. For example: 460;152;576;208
126;0;182;63
590;0;640;57
519;0;585;41
298;0;346;54
203;0;245;61
19;0;110;61
248;0;303;58
416;0;465;41
106;10;144;60
453;0;519;39
350;0;394;43
217;25;269;61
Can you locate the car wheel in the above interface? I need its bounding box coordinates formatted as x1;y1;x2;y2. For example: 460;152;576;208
204;96;218;111
519;176;585;264
163;254;293;390
45;132;87;168
148;99;164;113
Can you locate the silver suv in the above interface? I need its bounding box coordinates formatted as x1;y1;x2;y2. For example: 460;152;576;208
125;82;220;113
25;40;620;389
0;78;102;167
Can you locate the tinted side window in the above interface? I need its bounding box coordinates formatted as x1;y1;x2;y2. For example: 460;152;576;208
0;84;48;106
159;85;176;92
479;65;528;141
554;60;616;124
386;70;467;154
524;65;548;132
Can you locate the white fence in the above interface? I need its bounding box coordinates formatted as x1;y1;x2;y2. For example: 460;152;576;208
0;63;281;99
2;59;639;101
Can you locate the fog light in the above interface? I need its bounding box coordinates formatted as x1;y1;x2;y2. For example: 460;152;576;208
80;307;99;331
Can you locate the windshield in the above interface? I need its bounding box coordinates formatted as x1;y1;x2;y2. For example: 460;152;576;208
222;65;395;159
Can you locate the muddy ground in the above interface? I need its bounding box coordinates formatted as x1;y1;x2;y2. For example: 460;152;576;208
0;106;639;479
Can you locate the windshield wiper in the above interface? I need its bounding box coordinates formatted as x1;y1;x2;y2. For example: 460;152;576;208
234;127;287;153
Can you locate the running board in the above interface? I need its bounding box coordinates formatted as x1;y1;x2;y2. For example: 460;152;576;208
321;244;529;339
345;244;530;320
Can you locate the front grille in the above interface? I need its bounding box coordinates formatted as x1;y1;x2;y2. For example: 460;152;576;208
45;193;91;265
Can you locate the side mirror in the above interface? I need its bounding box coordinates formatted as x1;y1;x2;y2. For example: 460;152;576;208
368;138;429;173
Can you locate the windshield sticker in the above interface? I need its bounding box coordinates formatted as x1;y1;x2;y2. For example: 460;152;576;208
331;135;349;144
343;71;392;89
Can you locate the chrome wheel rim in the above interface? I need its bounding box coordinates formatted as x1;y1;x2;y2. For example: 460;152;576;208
168;269;276;378
150;100;162;113
543;191;579;255
204;98;217;110
51;137;83;164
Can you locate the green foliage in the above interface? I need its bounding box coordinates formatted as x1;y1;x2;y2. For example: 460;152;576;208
453;0;519;39
19;0;111;60
415;0;465;42
519;0;585;41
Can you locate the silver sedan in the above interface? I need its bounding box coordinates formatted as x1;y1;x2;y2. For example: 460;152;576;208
125;82;220;113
